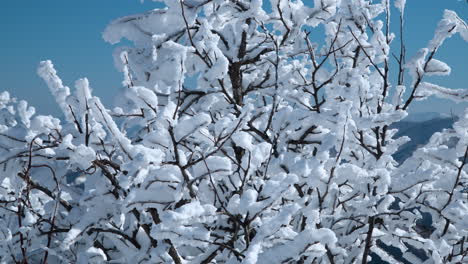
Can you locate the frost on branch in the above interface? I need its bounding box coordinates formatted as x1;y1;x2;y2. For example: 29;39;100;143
0;1;467;263
424;59;451;76
416;82;468;103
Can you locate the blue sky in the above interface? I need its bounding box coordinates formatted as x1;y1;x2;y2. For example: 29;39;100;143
1;0;467;116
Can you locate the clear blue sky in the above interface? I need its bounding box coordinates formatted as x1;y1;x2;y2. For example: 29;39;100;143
1;0;467;116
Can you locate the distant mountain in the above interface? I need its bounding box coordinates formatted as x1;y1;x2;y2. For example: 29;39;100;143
401;111;450;123
392;113;455;163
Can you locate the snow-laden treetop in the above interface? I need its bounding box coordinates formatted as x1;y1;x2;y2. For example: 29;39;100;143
0;0;467;263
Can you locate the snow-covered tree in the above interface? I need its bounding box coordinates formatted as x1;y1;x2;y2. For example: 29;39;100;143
0;0;467;263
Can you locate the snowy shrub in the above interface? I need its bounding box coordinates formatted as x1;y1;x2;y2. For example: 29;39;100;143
0;0;467;263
